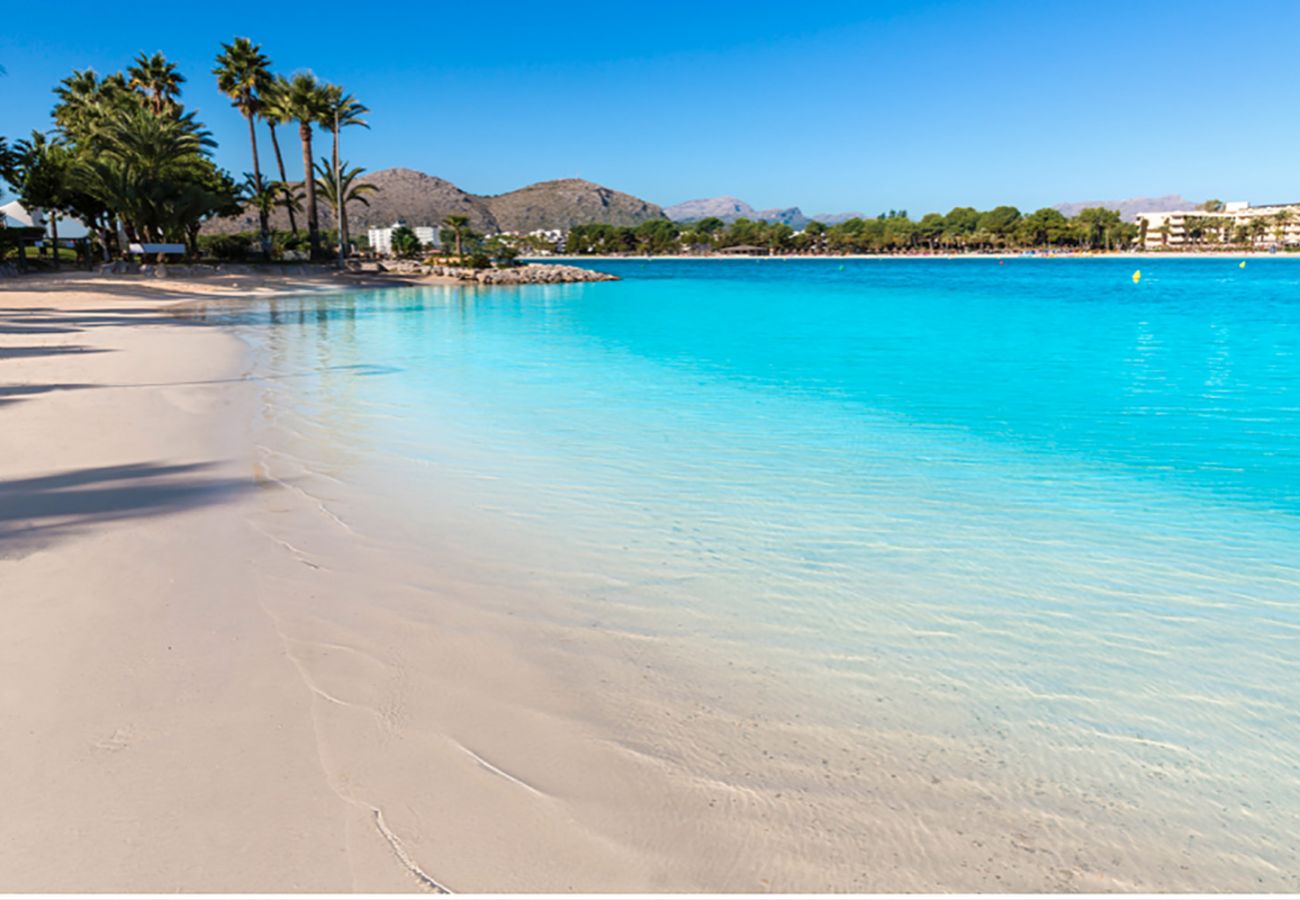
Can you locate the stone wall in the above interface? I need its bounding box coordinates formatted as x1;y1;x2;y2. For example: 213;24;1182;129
357;260;618;284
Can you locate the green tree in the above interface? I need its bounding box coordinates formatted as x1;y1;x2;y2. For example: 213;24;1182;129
1073;207;1124;250
13;131;72;268
942;207;981;249
213;37;273;256
260;76;300;234
317;84;369;253
1274;209;1293;246
442;214;470;258
1019;208;1070;248
633;219;681;254
313;158;377;253
278;72;330;257
127;52;185;116
978;206;1021;246
389;225;421;258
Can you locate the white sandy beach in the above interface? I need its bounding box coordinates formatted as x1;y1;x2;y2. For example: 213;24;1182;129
0;271;836;892
4;270;1287;892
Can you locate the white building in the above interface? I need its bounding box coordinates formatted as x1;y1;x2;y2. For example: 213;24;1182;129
1134;201;1300;249
0;200;89;238
0;200;45;230
367;222;441;256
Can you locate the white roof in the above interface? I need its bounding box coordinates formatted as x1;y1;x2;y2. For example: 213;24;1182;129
0;200;42;228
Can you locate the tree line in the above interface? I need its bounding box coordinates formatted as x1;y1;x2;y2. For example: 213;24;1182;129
0;40;373;265
566;206;1140;255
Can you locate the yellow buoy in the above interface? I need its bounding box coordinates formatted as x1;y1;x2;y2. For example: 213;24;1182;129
1239;260;1247;269
1132;270;1142;283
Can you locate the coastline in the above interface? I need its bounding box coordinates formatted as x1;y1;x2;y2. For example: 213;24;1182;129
0;271;836;891
4;269;1294;891
0;271;669;891
533;250;1300;261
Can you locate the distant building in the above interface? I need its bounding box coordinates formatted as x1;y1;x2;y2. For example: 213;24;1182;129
0;201;89;238
1134;201;1300;249
367;221;441;256
0;200;45;230
500;228;565;254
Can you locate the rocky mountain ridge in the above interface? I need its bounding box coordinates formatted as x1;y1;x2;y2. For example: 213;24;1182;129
205;167;667;236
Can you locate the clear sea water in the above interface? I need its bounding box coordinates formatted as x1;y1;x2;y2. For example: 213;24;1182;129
206;259;1300;888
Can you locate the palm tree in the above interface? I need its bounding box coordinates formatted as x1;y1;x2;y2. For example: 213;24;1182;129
240;172;280;219
313;158;377;254
259;76;299;235
1274;210;1293;247
317;84;369;252
443;214;469;258
127;52;185;116
1248;216;1269;248
13;131;68;269
78;106;219;244
278;72;329;257
214;38;272;256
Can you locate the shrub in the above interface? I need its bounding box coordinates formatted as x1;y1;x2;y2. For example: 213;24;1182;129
199;233;255;261
390;226;423;259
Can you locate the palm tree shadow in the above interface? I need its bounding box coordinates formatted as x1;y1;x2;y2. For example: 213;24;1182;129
0;461;256;560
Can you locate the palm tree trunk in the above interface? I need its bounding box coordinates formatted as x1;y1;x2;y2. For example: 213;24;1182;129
268;122;298;235
48;210;59;272
300;122;318;258
246;110;270;260
332;123;350;253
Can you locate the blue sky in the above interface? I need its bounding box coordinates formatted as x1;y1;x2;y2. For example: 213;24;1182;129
3;0;1298;215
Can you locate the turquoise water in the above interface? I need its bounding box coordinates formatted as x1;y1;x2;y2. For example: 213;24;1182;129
208;259;1300;887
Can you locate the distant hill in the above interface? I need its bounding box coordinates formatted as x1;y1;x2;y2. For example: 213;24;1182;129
483;179;666;232
809;211;866;226
665;196;810;228
664;196;758;222
1053;194;1194;220
204;168;664;235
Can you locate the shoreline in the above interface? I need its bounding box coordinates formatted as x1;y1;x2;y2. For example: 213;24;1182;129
532;250;1300;261
5;269;1294;891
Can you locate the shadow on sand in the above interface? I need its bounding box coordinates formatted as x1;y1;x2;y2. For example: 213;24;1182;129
0;461;256;559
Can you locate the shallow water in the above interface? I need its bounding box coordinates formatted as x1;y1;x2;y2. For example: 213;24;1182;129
202;259;1300;888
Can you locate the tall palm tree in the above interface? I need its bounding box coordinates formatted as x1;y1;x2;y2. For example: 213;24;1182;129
317;85;369;252
259;76;299;235
1248;216;1269;248
313;158;377;252
1274;209;1293;247
127;52;185;116
443;214;469;258
278;72;329;257
214;37;272;256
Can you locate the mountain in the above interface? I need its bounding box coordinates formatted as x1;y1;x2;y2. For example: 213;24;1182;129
203;169;664;235
1053;194;1194;220
810;211;867;225
754;207;808;228
483;179;666;232
348;168;498;232
665;196;810;228
664;196;759;222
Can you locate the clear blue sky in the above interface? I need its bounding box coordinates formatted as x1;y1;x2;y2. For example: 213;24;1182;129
3;0;1298;215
